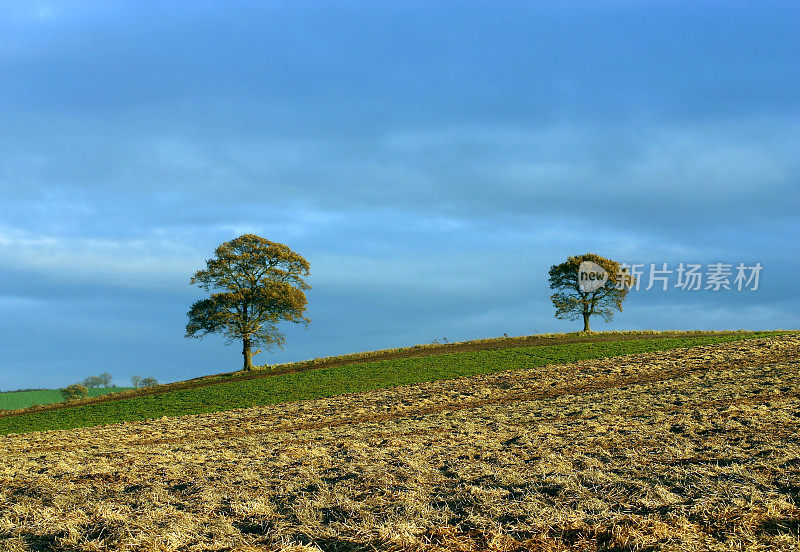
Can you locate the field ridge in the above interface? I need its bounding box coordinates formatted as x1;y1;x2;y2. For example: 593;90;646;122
0;330;787;420
0;331;790;435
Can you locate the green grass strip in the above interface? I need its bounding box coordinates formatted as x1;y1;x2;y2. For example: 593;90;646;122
0;387;133;410
0;332;786;435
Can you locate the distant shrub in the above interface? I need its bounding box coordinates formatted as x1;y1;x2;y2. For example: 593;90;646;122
83;373;113;388
61;384;88;402
131;375;159;388
82;376;102;388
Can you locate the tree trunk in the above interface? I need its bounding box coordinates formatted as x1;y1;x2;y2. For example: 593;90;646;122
242;337;254;371
582;312;591;332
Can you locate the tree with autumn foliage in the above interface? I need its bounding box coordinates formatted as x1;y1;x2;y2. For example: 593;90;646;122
548;253;633;332
185;234;311;371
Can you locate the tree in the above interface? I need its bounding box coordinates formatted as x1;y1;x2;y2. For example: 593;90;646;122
548;253;633;332
97;372;113;387
185;234;311;371
131;375;157;388
61;384;88;401
82;376;103;388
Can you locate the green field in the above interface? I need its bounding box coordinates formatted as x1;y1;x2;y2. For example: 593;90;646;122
0;332;785;435
0;387;133;411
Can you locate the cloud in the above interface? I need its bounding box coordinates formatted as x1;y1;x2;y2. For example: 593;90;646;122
0;227;199;291
0;1;797;389
4;115;797;231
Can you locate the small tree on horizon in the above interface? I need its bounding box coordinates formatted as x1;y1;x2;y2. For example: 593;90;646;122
185;234;311;371
82;376;103;388
548;253;633;332
131;375;158;388
82;373;113;388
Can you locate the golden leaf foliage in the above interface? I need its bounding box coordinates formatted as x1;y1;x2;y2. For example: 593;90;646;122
185;234;310;367
548;252;633;330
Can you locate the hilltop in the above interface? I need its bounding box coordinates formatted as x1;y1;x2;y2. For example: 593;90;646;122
0;330;789;435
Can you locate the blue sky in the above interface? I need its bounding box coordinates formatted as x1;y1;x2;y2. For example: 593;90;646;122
1;1;798;390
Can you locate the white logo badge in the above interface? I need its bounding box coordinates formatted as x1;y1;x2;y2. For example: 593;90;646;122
578;261;608;293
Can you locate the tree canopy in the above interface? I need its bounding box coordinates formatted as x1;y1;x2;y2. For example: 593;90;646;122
81;373;112;388
61;384;88;401
185;234;311;371
548;253;633;332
